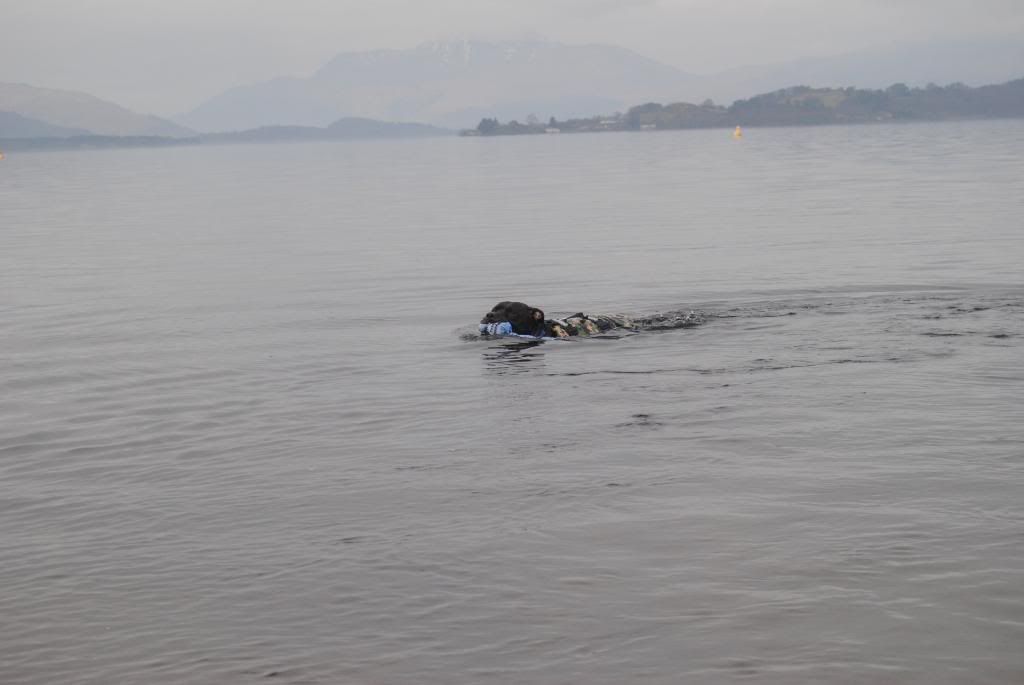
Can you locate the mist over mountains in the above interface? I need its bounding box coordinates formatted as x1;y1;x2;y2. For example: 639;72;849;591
0;83;191;138
179;40;700;133
179;36;1024;133
2;36;1021;141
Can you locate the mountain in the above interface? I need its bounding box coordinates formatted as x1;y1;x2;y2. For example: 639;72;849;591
181;36;1024;133
0;82;193;138
0;110;91;138
179;40;705;132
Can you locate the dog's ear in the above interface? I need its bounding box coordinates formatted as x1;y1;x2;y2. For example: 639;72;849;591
531;308;544;322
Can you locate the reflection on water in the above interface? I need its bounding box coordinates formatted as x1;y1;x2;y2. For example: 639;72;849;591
481;340;546;375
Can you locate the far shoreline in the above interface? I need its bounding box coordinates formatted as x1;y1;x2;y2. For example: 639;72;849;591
4;78;1022;154
7;115;1024;156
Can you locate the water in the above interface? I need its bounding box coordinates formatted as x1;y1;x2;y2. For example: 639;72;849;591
2;121;1023;684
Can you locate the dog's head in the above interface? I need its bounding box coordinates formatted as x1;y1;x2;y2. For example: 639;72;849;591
481;301;545;334
481;301;513;324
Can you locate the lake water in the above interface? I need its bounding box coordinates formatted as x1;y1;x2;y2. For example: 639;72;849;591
2;120;1023;684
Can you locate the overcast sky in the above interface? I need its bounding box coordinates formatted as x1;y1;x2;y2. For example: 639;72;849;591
2;0;1022;115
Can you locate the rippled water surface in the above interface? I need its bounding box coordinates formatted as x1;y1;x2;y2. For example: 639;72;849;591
2;121;1024;684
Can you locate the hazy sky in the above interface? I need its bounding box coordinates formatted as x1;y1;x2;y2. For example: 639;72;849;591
2;0;1022;115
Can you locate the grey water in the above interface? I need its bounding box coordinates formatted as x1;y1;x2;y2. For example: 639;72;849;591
2;120;1023;684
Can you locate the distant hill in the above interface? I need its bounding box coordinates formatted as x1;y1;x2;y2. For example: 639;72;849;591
0;82;193;137
179;40;704;132
723;79;1024;127
473;78;1024;135
325;117;450;138
701;37;1024;106
0;110;90;138
204;117;450;143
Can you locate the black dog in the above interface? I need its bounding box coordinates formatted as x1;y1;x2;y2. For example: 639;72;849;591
481;301;546;336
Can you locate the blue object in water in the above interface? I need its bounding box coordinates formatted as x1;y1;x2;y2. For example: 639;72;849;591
479;322;555;340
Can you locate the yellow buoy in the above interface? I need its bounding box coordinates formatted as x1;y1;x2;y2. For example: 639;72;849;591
732;126;743;139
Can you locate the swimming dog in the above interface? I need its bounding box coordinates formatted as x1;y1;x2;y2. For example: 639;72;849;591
480;301;546;336
481;301;633;338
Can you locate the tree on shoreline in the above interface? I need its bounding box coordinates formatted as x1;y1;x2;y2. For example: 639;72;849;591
476;118;499;135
